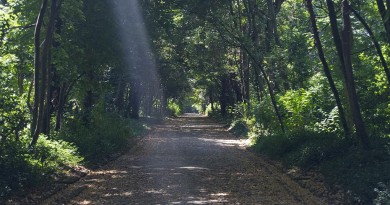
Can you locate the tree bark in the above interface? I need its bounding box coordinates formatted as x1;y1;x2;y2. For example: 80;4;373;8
30;0;54;146
44;1;61;135
220;76;228;116
55;83;67;131
326;0;348;79
306;0;350;136
262;65;285;133
130;81;140;119
242;52;250;103
115;77;126;113
31;0;48;141
341;0;370;148
32;0;60;144
267;0;280;46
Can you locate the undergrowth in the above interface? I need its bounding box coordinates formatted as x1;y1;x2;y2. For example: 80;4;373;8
252;132;390;204
228;119;249;136
59;111;146;163
0;134;82;198
1;111;148;200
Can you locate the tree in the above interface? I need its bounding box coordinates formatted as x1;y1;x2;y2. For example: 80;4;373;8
350;6;390;85
326;0;370;148
305;0;350;137
31;0;61;146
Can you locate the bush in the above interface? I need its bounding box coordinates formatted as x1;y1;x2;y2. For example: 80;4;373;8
33;135;83;171
167;98;182;116
0;134;82;198
252;131;347;168
374;182;390;205
228;119;249;136
251;97;280;132
252;131;390;204
59;111;144;163
320;138;390;204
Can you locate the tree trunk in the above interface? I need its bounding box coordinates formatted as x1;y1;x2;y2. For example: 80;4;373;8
306;0;350;137
376;0;390;42
341;0;370;149
326;0;354;128
242;52;250;103
262;65;285;133
32;0;60;146
240;44;285;132
350;6;390;85
326;0;348;78
55;83;67;131
40;0;59;136
209;87;215;111
220;76;228;116
115;77;126;113
130;81;140;119
31;0;48;141
267;0;280;46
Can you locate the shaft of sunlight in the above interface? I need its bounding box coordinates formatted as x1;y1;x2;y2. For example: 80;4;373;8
110;0;162;108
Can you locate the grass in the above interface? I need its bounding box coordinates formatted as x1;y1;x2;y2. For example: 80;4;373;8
252;131;390;204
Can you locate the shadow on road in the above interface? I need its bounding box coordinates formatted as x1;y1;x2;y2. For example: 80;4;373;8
44;114;324;205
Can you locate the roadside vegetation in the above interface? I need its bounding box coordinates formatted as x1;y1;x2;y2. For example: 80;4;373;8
1;0;390;204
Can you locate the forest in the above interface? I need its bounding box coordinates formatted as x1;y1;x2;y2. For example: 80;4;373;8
1;0;390;204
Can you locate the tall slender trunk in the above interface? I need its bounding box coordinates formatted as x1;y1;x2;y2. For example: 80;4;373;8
31;0;48;138
262;65;285;133
350;6;390;85
326;0;348;78
306;0;350;136
242;52;250;103
341;0;370;149
267;0;280;46
130;81;140;119
55;83;67;131
115;77;126;113
32;0;60;145
238;41;285;132
326;0;353;129
376;0;390;42
220;76;228;116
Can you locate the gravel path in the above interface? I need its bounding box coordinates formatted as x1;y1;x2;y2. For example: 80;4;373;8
44;114;326;204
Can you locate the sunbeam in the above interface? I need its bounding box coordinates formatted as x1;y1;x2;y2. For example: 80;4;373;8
110;0;163;115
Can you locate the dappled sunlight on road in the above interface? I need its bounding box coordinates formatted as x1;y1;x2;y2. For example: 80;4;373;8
44;114;325;205
179;166;210;170
198;137;248;147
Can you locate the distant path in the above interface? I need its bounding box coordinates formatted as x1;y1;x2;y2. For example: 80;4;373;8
44;114;325;204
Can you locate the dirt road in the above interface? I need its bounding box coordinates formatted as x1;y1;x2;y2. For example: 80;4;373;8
44;114;326;204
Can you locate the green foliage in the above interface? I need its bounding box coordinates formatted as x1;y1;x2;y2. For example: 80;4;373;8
374;182;390;205
33;135;83;170
251;96;280;133
167;98;182;116
320;138;390;204
228;119;248;136
59;110;144;163
253;132;390;204
279;88;314;129
0;134;82;197
252;131;345;167
278;73;340;133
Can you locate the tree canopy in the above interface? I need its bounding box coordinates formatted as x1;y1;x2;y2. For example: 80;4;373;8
1;0;390;203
